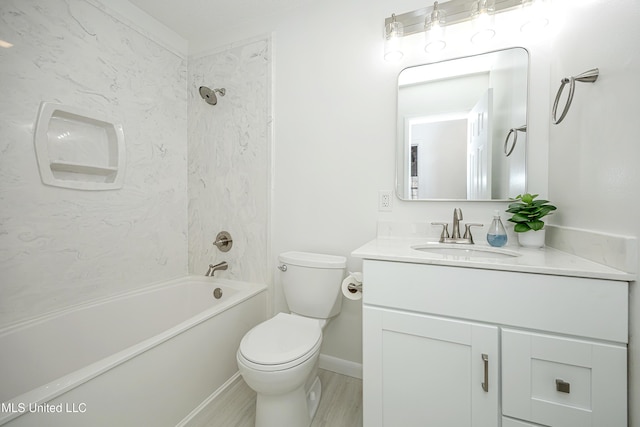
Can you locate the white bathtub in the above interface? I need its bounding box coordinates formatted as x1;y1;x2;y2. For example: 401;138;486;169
0;276;267;426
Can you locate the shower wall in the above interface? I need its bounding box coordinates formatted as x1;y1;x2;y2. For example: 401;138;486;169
187;38;271;285
0;0;188;327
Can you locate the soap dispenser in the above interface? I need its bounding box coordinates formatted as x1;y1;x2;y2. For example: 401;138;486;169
487;210;508;247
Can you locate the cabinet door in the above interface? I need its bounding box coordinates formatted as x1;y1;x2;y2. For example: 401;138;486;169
502;329;627;427
363;307;499;427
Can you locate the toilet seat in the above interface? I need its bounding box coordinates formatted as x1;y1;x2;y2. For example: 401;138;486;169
239;313;322;372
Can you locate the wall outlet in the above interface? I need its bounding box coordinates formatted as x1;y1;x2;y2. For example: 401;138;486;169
378;190;393;211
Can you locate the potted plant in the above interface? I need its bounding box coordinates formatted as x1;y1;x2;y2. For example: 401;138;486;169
506;193;557;248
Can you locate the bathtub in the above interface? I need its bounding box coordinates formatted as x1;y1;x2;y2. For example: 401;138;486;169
0;276;267;426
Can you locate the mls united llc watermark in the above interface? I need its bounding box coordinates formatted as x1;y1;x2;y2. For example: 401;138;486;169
2;402;87;414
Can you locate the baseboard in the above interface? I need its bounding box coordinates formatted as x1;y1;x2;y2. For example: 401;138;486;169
177;372;242;427
319;353;363;380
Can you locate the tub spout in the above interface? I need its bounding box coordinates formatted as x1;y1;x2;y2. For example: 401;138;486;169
206;261;228;277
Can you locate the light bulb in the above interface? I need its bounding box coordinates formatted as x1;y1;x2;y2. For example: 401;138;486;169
424;1;447;53
384;14;404;61
471;0;496;44
521;0;550;32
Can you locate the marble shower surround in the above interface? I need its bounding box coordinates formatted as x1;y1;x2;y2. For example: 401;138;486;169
187;39;270;284
0;0;188;326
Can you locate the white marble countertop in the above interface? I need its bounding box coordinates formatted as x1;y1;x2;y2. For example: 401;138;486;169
352;237;635;282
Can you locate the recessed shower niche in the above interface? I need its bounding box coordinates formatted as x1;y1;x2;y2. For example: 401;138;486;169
34;102;125;190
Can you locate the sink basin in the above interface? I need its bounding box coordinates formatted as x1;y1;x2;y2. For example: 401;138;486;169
412;244;520;259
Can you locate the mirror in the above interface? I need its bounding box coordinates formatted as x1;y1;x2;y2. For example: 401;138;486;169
396;47;529;200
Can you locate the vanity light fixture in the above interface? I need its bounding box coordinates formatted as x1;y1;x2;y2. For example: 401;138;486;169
424;1;447;53
520;0;550;32
470;0;496;44
383;0;550;60
384;13;404;62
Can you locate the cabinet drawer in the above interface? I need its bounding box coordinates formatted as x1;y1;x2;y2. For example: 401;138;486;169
363;260;628;343
502;329;626;427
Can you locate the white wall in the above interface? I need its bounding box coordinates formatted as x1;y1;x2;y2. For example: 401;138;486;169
0;0;188;327
547;1;640;425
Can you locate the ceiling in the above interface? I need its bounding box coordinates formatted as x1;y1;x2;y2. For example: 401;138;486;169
128;0;304;45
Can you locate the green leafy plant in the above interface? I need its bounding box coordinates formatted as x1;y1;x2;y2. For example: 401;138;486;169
506;193;557;233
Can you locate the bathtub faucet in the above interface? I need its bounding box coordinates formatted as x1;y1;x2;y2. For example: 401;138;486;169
206;261;228;277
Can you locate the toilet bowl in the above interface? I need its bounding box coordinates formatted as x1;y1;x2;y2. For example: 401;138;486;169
237;313;323;427
236;251;346;427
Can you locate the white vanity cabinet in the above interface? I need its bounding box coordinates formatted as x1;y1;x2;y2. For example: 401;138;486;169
362;259;629;427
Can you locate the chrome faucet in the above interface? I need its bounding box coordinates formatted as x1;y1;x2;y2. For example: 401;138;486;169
205;261;228;277
451;208;463;239
432;208;483;244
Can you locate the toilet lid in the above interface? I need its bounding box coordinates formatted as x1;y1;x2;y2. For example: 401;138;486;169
239;313;322;365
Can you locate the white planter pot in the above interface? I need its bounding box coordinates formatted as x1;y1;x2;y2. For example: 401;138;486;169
517;229;546;248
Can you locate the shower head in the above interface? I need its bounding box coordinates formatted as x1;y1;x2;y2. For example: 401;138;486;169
199;86;226;105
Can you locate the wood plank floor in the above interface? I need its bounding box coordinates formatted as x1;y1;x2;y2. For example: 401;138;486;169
200;369;363;427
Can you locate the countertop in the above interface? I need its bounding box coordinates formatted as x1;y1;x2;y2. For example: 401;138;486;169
352;237;635;282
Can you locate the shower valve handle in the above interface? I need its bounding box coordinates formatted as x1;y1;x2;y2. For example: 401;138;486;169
213;231;233;252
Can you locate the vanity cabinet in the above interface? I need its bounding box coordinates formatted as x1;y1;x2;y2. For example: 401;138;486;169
362;260;629;427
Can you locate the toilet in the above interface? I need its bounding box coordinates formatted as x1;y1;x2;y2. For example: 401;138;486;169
237;251;347;427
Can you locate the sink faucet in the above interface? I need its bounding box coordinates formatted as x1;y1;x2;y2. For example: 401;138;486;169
432;208;483;244
451;208;463;239
205;261;228;277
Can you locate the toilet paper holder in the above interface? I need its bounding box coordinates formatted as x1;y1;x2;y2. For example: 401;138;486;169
347;283;362;294
342;272;363;300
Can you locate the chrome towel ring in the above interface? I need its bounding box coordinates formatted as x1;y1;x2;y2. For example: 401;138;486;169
504;125;526;157
552;68;599;125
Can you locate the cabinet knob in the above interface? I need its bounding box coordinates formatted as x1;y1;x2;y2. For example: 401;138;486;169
555;378;571;394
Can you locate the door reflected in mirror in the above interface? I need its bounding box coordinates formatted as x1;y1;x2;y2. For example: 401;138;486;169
396;47;529;201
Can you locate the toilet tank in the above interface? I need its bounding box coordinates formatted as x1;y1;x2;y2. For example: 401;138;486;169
279;251;347;319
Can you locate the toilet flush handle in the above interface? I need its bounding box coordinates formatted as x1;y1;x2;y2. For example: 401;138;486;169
277;264;287;272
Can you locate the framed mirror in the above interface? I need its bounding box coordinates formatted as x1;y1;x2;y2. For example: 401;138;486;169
396;47;529;201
